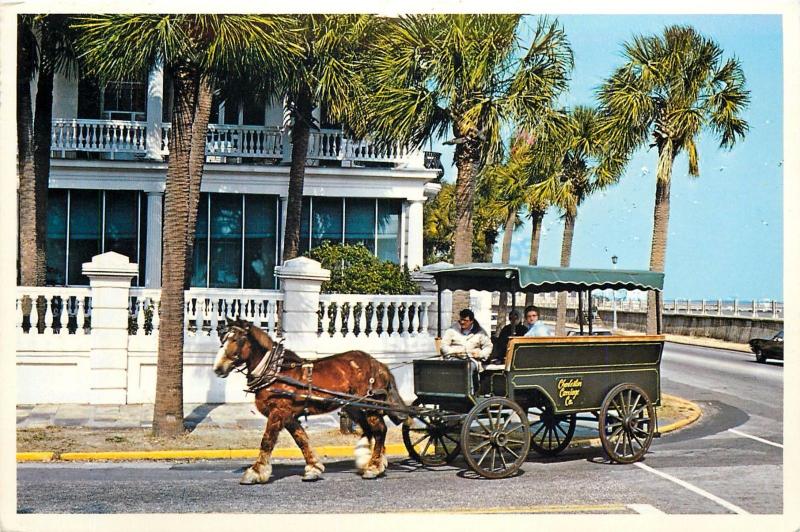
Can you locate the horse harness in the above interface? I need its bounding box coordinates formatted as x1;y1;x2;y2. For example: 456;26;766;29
241;338;394;415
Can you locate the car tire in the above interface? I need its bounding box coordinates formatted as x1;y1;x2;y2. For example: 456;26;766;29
755;349;767;363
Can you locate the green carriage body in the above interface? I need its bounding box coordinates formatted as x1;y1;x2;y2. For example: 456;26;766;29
404;263;667;474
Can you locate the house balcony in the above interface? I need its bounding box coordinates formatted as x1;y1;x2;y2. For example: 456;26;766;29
50;118;434;170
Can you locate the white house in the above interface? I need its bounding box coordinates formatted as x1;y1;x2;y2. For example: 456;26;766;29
16;62;446;405
40;62;443;290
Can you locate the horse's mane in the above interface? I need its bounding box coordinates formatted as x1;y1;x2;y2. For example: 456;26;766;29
246;322;305;364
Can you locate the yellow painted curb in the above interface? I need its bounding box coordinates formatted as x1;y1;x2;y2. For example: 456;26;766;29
45;443;409;462
658;393;702;433
17;452;54;462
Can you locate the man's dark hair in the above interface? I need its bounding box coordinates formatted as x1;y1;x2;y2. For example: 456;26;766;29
524;305;540;317
509;310;520;319
459;308;475;320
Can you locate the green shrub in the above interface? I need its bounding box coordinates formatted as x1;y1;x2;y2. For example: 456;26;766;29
306;242;419;295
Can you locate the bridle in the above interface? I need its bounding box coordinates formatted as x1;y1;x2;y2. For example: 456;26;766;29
222;325;288;394
221;326;250;372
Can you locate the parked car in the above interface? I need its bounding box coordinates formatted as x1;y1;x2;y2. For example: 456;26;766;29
749;330;783;363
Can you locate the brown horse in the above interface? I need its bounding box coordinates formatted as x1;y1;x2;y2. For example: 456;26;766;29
213;318;407;484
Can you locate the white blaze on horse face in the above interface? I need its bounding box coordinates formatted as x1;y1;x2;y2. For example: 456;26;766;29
213;333;234;377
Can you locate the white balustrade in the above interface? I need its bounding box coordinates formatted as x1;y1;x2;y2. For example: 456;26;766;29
54;119;426;168
16;287;92;335
317;295;434;340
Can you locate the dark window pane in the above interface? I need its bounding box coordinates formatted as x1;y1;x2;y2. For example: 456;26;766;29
222;100;239;125
138;194;148;287
104;191;138;280
243;195;278;289
191;194;209;287
299;197;311;255
242;96;266;126
345;198;375;253
311;197;343;249
45;189;68;285
209;194;242;288
377;199;401;263
68;190;102;285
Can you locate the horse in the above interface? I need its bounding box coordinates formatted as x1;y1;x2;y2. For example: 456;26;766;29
213;317;407;484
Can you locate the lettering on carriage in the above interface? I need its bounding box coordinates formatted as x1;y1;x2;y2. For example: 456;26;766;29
557;377;583;406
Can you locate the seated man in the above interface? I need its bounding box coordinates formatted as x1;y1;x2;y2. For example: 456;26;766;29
490;309;527;364
440;308;493;369
523;305;553;337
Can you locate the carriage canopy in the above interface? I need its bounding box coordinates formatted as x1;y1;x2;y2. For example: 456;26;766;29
421;263;664;293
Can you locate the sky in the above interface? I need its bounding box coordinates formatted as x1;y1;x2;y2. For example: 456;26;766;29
435;15;784;301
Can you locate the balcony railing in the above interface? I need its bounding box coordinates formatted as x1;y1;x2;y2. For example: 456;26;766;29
52;118;430;169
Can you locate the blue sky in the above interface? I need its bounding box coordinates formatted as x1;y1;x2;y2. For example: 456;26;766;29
436;14;784;300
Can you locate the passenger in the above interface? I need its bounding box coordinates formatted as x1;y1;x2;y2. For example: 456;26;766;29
440;308;493;367
491;310;527;363
523;305;553;337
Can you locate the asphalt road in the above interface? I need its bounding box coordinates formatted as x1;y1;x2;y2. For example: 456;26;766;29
16;342;783;515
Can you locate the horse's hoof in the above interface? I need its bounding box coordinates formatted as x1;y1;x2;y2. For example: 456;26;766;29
240;466;271;485
302;463;325;482
362;467;385;480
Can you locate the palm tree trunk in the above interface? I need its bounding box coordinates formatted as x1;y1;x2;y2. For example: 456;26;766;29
282;86;313;262
496;208;516;330
17;22;37;286
646;143;674;334
184;77;214;276
24;29;57;287
451;147;478;323
153;66;200;437
524;209;544;308
555;212;576;336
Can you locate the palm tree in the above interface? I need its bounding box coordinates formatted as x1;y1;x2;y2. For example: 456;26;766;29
17;15;77;287
360;15;573;316
76;15;298;437
598;26;749;333
277;15;377;262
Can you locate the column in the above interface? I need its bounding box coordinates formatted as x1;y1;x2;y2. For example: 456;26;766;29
145;60;164;160
275;257;330;358
406;199;424;270
144;191;163;288
82;252;138;404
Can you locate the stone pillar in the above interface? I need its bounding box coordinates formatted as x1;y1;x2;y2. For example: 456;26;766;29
412;269;452;337
144;192;163;288
82;252;138;404
275;257;330;358
145;61;164;160
406;199;424;270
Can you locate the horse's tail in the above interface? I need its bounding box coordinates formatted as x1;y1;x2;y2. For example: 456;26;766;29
382;366;408;426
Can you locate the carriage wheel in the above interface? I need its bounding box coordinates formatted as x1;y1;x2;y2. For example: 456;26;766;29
460;397;531;479
599;383;655;464
402;400;460;466
528;405;576;456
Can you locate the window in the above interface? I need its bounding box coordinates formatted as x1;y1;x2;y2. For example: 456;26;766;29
345;198;376;253
102;81;146;121
46;189;147;286
377;199;401;262
297;197;402;261
192;193;280;289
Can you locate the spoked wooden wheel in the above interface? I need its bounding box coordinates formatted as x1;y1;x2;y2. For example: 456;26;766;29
402;400;460;466
460;397;531;479
528;405;576;456
599;384;655;463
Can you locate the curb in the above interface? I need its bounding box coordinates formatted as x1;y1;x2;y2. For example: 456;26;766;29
17;397;702;463
665;336;751;353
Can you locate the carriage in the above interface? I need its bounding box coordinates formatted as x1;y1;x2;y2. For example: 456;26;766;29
400;263;665;479
214;262;665;483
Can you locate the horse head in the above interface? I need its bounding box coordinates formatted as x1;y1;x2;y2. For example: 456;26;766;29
213;317;274;377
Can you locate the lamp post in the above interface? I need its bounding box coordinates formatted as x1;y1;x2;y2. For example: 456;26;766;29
611;255;618;331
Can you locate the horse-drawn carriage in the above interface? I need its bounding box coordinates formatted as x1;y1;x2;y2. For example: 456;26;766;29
214;263;665;483
402;263;665;478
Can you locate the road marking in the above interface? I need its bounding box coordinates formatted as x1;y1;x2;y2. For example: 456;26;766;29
728;428;783;449
634;462;750;515
627;504;665;514
382;504;631;514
